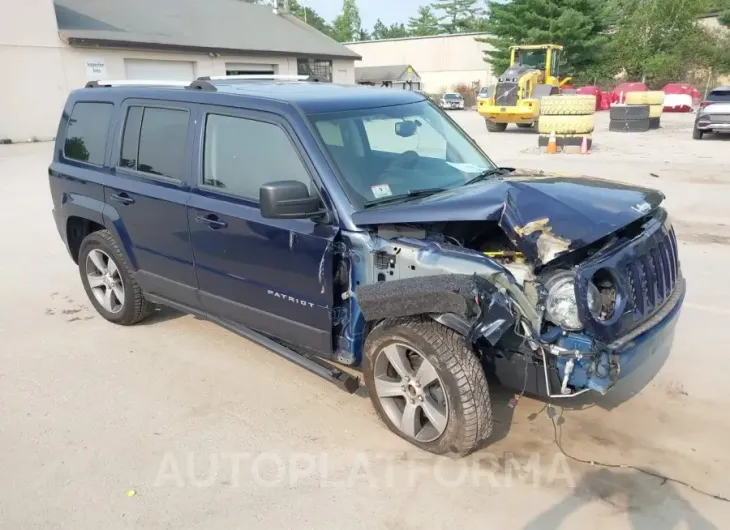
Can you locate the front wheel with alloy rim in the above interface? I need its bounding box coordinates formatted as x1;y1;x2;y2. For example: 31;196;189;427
363;317;492;456
79;229;154;325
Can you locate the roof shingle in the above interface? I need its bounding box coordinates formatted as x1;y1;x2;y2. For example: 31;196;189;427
54;0;360;60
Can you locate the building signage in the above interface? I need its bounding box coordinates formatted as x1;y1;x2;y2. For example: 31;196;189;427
85;58;107;80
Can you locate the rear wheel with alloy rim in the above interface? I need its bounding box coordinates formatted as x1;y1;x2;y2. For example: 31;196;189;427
79;229;154;325
363;316;493;456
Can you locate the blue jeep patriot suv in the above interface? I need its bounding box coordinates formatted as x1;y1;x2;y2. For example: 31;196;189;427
50;76;685;456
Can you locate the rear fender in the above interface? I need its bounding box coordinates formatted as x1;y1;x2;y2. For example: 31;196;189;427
101;203;139;270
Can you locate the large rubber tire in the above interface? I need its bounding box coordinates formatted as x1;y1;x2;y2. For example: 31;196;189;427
363;317;492;457
537;114;594;134
649;117;661;129
79;229;155;325
649;104;663;118
539;95;596;115
625;91;665;105
609;118;651;132
693;127;704;140
486;120;508;132
610;104;650;121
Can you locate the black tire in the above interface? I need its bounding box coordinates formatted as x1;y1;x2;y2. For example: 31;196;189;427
486;120;508;132
363;316;492;457
609;118;651;132
610;104;650;121
693;127;703;140
649;117;661;129
79;229;155;325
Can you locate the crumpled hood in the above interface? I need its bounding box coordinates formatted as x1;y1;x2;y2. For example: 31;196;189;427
350;170;665;265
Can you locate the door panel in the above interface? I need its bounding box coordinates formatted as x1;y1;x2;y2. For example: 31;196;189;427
106;100;198;306
188;192;336;353
105;176;197;305
187;106;337;355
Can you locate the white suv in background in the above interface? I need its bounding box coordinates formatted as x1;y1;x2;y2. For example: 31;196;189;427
440;92;465;110
693;87;730;140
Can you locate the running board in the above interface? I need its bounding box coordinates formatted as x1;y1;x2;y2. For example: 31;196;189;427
146;294;360;393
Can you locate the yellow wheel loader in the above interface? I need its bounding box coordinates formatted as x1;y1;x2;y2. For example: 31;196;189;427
478;44;572;132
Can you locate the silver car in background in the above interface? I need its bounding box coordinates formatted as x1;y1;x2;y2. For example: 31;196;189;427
693;87;730;140
440;92;465;110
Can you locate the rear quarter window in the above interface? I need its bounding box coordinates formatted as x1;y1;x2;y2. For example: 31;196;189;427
63;102;114;165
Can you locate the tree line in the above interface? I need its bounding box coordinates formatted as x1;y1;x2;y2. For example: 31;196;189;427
245;0;730;89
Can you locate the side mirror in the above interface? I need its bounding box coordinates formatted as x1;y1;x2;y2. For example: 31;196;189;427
260;181;323;220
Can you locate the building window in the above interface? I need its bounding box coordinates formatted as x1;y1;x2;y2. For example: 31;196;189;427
297;58;332;81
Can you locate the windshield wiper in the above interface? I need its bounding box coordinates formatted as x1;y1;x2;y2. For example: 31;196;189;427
363;187;447;208
464;167;512;186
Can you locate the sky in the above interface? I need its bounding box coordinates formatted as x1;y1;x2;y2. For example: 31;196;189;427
301;0;424;29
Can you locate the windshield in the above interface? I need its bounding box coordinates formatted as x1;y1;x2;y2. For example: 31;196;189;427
516;49;547;70
444;93;462;100
308;100;496;209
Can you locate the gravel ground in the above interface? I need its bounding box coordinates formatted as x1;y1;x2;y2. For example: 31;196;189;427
1;109;729;529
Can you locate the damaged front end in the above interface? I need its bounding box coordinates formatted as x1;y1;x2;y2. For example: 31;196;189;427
341;179;685;400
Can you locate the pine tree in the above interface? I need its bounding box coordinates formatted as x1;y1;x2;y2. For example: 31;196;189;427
408;6;441;36
287;0;334;38
332;0;363;42
430;0;486;34
372;19;410;39
478;0;610;81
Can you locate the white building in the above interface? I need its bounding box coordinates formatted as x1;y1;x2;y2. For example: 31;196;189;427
346;33;495;94
0;0;359;143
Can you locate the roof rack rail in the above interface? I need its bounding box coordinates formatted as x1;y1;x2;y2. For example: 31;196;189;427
187;74;329;91
85;80;189;88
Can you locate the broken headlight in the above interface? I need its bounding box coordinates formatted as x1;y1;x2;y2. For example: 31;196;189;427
544;273;600;331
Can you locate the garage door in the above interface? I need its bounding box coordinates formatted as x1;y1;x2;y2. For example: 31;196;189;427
124;59;195;81
225;63;276;76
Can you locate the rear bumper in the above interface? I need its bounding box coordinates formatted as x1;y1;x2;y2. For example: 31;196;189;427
697;122;730;131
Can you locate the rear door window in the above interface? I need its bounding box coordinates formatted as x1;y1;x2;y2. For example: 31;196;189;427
64;102;114;165
119;106;189;179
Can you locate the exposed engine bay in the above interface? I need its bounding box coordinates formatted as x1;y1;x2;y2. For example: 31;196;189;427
344;208;683;399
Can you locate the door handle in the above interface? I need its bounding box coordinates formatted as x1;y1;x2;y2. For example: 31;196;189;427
110;192;135;205
196;214;228;229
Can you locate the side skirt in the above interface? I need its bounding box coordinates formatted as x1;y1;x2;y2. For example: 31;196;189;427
145;293;360;394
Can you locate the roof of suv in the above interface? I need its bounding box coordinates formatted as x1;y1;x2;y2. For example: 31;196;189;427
79;81;427;114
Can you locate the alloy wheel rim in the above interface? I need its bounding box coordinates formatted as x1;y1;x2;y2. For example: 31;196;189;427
86;249;125;314
373;343;449;443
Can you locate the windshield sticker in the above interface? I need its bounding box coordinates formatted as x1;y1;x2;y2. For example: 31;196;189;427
371;184;393;198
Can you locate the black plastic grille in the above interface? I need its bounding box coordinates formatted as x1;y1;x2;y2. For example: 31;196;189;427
495;82;519;107
624;226;679;319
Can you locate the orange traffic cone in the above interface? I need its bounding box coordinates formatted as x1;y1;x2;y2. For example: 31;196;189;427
546;131;558;154
580;135;589;154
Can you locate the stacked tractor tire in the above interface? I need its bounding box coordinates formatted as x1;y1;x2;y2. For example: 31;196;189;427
537;95;596;150
609;91;665;132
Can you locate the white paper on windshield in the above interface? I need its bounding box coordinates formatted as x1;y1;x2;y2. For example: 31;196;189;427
446;162;487;174
371;184;393;198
